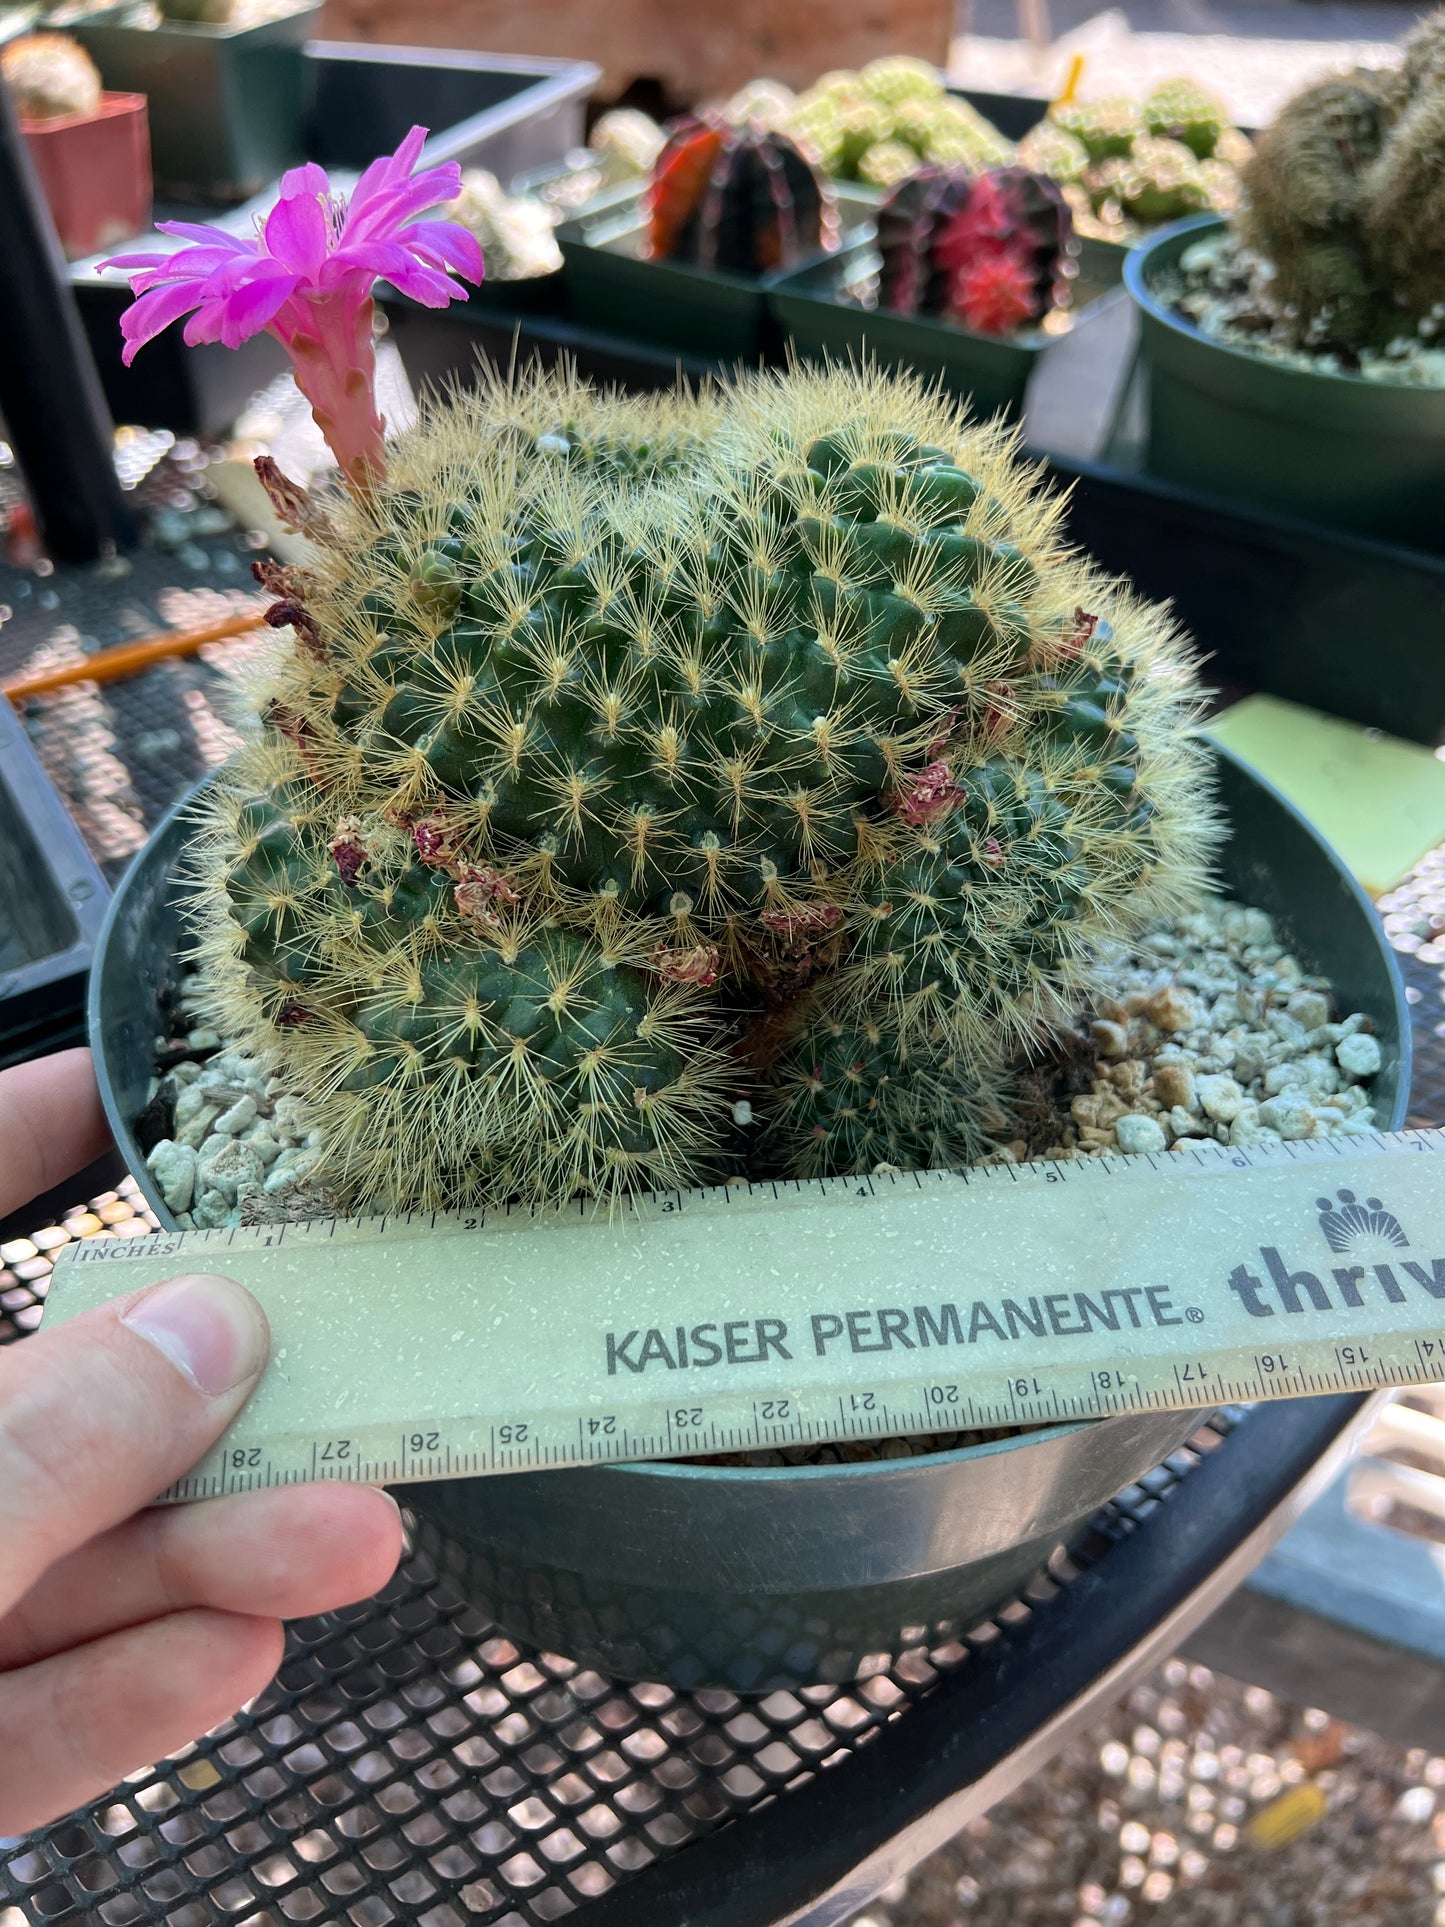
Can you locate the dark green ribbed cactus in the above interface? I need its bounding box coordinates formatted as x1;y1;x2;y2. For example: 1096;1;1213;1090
647;120;833;274
1240;17;1445;350
193;363;1213;1212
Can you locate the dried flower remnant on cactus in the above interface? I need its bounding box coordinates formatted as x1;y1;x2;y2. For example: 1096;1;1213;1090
103;128;483;487
185;361;1215;1215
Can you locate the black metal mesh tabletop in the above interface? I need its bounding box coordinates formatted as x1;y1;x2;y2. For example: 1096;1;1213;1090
0;470;1439;1927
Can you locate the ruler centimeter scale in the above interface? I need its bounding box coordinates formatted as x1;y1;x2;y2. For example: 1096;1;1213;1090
42;1129;1445;1506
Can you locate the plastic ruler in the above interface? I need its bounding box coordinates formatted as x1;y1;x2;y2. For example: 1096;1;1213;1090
42;1130;1445;1505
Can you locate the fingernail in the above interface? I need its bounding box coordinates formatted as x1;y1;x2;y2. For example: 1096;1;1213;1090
122;1274;268;1397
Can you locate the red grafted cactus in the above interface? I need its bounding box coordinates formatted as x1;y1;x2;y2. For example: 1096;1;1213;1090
646;119;836;274
878;163;1077;335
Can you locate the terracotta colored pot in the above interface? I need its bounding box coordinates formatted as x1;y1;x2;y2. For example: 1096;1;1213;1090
22;91;151;260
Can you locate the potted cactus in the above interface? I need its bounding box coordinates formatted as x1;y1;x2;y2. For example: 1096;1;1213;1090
71;0;319;203
559;118;841;361
92;133;1407;1692
2;30;149;256
767;158;1101;420
1124;12;1445;551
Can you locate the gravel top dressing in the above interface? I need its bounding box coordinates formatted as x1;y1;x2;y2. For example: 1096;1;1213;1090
1158;231;1445;389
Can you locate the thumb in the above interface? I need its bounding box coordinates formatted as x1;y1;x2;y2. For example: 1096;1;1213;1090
0;1275;268;1614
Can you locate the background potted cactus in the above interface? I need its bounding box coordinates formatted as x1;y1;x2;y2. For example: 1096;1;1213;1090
1;29;149;256
89;133;1407;1692
559;119;842;361
71;0;319;203
1124;10;1445;552
767;158;1106;420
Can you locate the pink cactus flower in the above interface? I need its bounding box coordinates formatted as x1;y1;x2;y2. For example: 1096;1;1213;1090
103;128;483;488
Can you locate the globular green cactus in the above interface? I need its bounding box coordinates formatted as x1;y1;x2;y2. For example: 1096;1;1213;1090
1089;136;1211;226
1017;120;1090;185
1;32;101;120
1144;78;1229;160
191;363;1213;1212
1050;96;1144;162
1238;22;1445;350
786;64;1011;183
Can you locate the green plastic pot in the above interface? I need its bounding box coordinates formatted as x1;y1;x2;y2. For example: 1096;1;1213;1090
1125;215;1445;554
767;235;1121;423
557;195;784;363
89;747;1408;1692
72;0;318;203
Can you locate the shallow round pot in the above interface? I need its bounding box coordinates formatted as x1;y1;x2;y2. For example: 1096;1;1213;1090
92;747;1409;1692
1125;215;1445;555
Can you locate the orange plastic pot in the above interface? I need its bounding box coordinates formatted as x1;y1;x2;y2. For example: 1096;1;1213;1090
22;91;151;260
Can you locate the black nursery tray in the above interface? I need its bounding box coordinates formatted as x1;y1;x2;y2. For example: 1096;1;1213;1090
1049;452;1445;749
0;699;109;1069
67;41;600;437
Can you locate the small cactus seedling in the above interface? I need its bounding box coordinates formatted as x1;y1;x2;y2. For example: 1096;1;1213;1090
1089;137;1211;226
1144;78;1229;159
646;120;835;274
179;361;1213;1214
786;63;1010;185
1;33;101;120
878;164;1077;335
1051;96;1144;162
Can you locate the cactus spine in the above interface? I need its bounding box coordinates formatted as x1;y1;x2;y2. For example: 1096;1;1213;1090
192;363;1213;1213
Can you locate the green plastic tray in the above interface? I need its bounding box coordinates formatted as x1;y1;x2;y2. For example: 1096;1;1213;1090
766;235;1121;422
1126;215;1445;555
557;196;780;363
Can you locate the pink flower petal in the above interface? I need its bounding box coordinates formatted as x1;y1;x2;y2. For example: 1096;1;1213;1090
278;160;331;201
405;219;484;280
118;279;205;364
265;187;330;280
100;249;173;274
155;219;255;251
216;270;300;346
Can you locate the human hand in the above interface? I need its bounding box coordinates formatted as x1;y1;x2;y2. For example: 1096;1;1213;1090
0;1049;403;1834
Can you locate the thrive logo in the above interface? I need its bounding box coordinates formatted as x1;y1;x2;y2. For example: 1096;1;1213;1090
1316;1190;1408;1254
1227;1190;1438;1320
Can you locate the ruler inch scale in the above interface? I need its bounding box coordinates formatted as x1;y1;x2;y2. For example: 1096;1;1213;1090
41;1129;1445;1505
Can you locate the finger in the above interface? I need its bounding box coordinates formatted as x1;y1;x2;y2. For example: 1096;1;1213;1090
0;1274;268;1613
0;1609;283;1836
0;1049;110;1219
0;1483;403;1669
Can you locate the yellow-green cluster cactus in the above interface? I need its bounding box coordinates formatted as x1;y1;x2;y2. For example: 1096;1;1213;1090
787;60;1012;184
1022;79;1247;241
